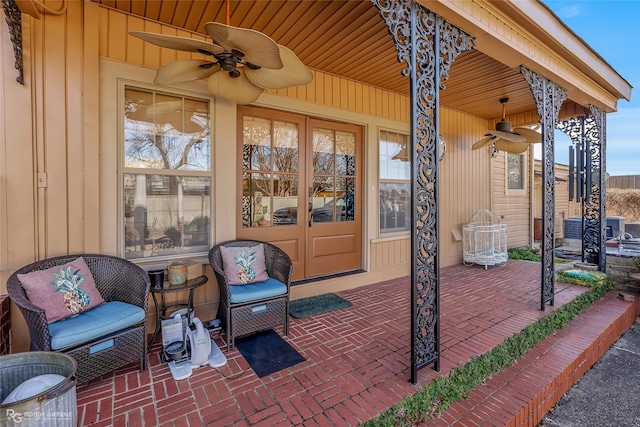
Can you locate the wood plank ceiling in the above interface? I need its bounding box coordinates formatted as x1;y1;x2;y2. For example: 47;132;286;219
93;0;576;122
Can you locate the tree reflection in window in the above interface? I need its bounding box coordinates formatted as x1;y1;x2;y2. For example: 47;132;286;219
123;88;211;260
312;128;356;222
242;116;299;227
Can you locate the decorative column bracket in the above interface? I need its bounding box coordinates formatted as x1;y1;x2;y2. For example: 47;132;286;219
2;0;24;84
521;65;568;310
373;0;475;384
556;106;606;271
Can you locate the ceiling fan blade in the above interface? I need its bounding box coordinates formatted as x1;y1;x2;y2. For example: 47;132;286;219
472;135;495;150
206;71;264;105
244;45;313;90
130;31;224;56
204;22;283;70
494;140;531;154
513;127;542;143
488;129;527;142
154;60;221;85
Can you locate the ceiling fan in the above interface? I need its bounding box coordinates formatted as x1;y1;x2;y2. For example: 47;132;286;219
130;20;313;105
472;98;541;154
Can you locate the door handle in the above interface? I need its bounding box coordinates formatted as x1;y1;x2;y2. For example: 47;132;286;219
308;202;313;227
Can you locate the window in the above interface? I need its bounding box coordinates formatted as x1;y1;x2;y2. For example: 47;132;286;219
123;87;211;260
379;131;411;233
507;152;525;190
241;115;300;227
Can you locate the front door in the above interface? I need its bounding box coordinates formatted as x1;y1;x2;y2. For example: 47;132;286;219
237;107;362;281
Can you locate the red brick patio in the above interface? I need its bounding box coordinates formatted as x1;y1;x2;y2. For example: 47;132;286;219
76;260;640;426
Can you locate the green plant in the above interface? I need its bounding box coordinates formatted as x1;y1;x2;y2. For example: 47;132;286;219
363;276;615;426
508;247;571;264
508;247;541;262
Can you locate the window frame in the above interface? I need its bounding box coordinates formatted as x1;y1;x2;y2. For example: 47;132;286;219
119;83;214;262
378;129;411;235
505;151;527;196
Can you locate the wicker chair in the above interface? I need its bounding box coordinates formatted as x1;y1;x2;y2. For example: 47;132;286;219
209;240;292;351
7;254;150;384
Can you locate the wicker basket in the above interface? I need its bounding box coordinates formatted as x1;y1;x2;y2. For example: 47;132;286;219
0;352;77;426
66;327;145;384
231;298;288;338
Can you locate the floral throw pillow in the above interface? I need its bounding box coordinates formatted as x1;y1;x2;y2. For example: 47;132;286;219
18;257;106;324
220;244;269;285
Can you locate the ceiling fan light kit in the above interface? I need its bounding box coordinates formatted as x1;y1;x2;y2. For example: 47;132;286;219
472;97;541;155
130;22;313;105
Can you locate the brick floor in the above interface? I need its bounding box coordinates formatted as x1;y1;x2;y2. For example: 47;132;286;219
76;260;640;426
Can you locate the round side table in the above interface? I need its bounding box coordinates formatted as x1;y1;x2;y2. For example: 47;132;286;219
148;275;208;353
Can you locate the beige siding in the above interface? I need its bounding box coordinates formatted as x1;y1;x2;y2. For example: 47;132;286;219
370;237;411;269
439;108;493;265
1;1;104;352
492;151;531;248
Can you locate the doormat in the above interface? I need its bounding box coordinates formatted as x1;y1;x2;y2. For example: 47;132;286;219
289;293;353;319
235;330;305;378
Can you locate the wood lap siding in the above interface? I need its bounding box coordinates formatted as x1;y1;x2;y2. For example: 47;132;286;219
439;109;493;266
492;151;530;249
371;238;411;271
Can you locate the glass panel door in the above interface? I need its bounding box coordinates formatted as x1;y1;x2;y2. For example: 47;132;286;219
237;108;361;280
307;120;361;278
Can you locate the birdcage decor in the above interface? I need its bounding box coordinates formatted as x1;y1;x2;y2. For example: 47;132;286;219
463;209;508;269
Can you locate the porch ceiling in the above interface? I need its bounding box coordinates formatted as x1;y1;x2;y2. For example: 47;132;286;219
94;0;582;122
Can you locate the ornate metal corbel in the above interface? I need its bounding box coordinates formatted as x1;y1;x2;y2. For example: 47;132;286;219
1;0;24;84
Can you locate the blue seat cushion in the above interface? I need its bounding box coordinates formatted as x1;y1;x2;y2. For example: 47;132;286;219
229;277;287;304
48;301;145;350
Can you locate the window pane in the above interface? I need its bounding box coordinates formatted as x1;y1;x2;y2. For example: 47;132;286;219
380;131;410;180
379;130;410;233
243;116;271;171
507;153;524;189
124;88;210;171
336;131;356;175
313;128;335;175
273;121;299;173
379;182;410;233
124;174;211;260
312;176;335;222
273;175;299;226
242;173;273;228
344;177;356;221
